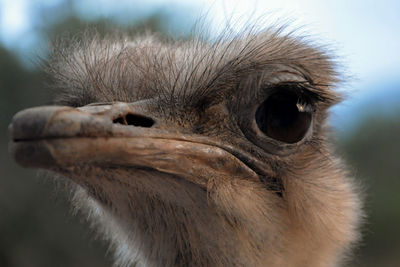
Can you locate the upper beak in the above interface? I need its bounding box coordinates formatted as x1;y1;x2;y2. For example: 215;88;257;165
9;102;258;188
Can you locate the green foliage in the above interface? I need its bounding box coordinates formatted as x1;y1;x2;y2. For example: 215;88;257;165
339;113;400;267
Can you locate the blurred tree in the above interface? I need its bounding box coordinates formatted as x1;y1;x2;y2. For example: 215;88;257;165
0;35;112;267
45;13;169;40
339;113;400;267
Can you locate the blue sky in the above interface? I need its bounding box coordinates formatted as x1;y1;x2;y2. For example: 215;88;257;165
1;0;399;132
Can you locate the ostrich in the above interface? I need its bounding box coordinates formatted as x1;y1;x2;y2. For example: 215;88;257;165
9;27;361;267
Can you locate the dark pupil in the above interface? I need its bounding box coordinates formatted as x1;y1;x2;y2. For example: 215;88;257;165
255;91;312;143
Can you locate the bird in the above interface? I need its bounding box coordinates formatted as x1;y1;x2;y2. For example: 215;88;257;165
9;27;362;267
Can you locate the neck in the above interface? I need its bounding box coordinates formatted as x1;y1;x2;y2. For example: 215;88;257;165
59;158;359;267
63;166;274;266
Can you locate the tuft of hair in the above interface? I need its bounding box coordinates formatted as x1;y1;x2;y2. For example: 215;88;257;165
45;23;342;109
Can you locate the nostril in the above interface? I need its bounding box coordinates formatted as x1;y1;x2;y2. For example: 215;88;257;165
113;113;155;128
113;117;127;125
126;114;154;127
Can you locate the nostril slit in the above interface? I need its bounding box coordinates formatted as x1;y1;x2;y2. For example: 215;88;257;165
113;113;154;128
126;114;154;127
113;117;126;125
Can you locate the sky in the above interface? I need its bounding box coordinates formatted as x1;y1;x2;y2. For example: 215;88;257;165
1;0;399;131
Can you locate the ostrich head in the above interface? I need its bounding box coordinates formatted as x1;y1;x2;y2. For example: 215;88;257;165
9;28;361;266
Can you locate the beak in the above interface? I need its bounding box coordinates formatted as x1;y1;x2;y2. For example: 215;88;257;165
9;102;258;188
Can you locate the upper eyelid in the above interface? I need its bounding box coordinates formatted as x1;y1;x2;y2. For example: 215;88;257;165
192;75;325;110
254;66;333;103
260;71;340;105
258;82;322;103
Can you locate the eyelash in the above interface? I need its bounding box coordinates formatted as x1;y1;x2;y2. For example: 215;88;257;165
254;83;318;107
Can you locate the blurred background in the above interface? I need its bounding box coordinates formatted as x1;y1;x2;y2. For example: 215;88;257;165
0;0;399;266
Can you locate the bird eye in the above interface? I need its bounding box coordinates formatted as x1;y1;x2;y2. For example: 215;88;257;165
255;91;312;143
